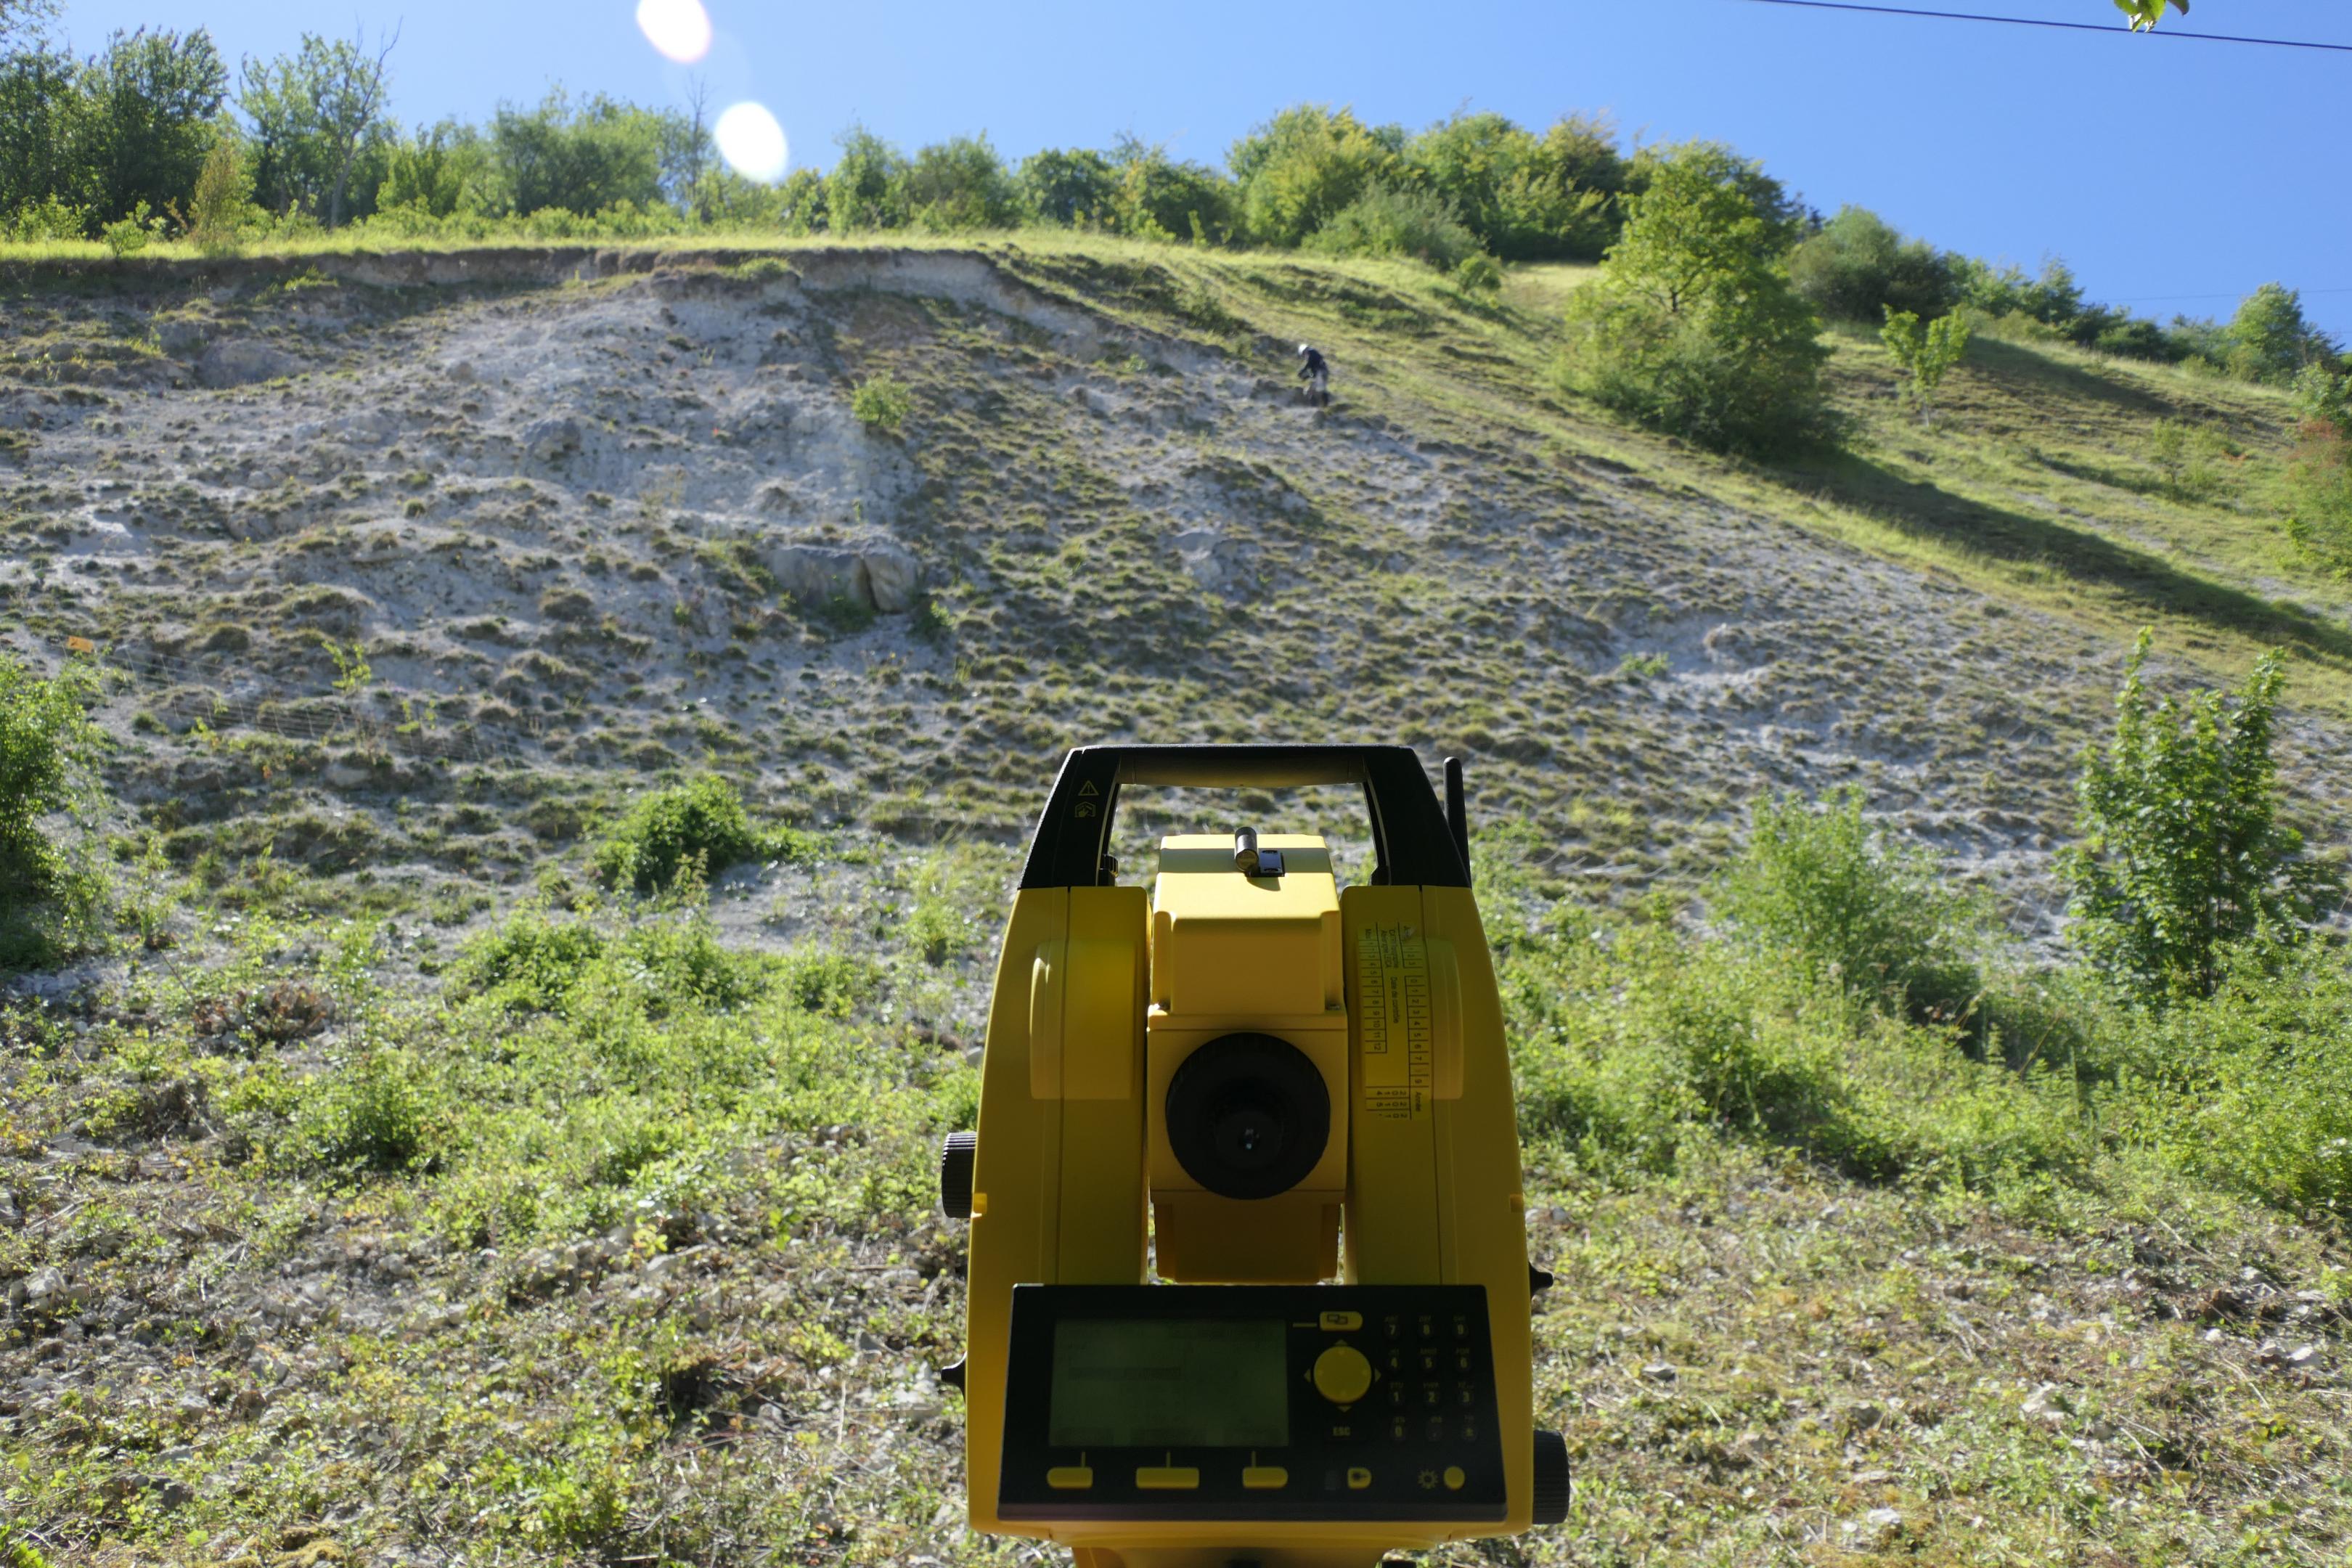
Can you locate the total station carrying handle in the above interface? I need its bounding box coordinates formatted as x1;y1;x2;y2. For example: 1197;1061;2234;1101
1017;743;1472;891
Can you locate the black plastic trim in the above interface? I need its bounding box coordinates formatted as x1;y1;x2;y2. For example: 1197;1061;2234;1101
940;1131;977;1220
1017;745;1469;891
1530;1429;1571;1524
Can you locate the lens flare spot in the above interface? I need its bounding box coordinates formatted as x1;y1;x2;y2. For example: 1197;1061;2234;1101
635;0;711;64
714;101;789;182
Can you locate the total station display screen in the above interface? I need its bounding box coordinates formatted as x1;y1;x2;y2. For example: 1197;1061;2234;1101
1047;1318;1289;1448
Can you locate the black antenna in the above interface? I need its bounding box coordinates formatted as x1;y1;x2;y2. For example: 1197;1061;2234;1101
1444;756;1471;885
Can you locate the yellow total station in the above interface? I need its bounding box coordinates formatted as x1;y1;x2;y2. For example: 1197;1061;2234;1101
938;745;1569;1568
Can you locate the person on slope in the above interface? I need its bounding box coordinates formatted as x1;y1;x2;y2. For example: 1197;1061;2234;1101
1296;343;1331;407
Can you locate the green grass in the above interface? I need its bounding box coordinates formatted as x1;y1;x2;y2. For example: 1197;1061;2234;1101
4;821;2347;1564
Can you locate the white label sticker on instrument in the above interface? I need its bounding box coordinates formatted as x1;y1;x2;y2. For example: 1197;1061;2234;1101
1357;924;1432;1122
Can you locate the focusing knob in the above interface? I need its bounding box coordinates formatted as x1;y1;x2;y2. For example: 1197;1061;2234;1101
1531;1429;1572;1524
939;1131;976;1220
1312;1344;1373;1405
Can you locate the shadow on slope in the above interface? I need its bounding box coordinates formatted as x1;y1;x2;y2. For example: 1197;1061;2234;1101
1781;449;2352;666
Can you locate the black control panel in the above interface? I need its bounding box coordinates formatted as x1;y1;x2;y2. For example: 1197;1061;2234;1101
997;1284;1506;1522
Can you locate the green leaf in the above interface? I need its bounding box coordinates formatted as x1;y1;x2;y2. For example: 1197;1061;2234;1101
2113;0;2187;30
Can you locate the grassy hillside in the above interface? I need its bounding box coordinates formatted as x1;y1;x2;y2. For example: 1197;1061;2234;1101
1;238;2347;1566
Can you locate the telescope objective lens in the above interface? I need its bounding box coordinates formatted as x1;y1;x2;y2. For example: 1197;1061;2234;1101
1164;1032;1330;1201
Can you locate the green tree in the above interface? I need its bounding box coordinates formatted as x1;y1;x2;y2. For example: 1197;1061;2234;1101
375;118;493;218
1789;205;1958;321
2062;632;2340;1000
2224;282;2331;385
0;44;86;223
0;653;107;968
1016;145;1116;226
1228;104;1397;248
773;166;827;234
235;25;396;226
1106;136;1236;244
899;133;1017;231
183;123;254;253
1880;306;1972;413
1557;140;1827;454
1952;254;2083;326
76;28;227;226
0;0;60;49
824;121;908;232
490;89;671;216
1405;111;1625;261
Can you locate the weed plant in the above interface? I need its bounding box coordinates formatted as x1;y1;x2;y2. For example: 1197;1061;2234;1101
0;654;107;967
592;775;814;895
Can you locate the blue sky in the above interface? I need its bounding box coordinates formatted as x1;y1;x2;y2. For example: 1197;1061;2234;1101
51;0;2352;338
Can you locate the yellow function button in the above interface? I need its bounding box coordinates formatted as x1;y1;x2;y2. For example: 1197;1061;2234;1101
1444;1466;1466;1491
1312;1344;1374;1405
1241;1466;1289;1490
1319;1310;1363;1332
1346;1466;1373;1490
1135;1466;1200;1490
1046;1466;1093;1490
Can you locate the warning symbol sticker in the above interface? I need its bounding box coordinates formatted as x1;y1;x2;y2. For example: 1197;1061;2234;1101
1357;925;1432;1122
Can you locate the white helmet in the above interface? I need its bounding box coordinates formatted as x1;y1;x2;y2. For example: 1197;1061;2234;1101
1297;343;1312;357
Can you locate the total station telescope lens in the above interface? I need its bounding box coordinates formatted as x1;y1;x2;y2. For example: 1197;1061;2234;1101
1165;1032;1329;1201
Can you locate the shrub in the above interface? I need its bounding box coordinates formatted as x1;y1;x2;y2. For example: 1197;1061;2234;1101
0;654;106;968
457;909;609;1010
2145;417;2239;501
1953;255;2083;327
825;122;909;232
2062;632;2340;1001
298;1047;448;1174
1453;252;1503;293
1788;206;1958;322
2;193;91;242
100;200;155;256
1304;182;1482;271
1880;306;1972;414
1556;141;1827;454
2110;942;2352;1216
1714;787;1983;1024
183;129;254;257
1228;103;1397;248
778;947;883;1016
850;374;912;433
461;906;773;1023
1016;146;1118;226
593;775;783;895
1104;136;1238;245
2282;423;2352;574
1503;916;2079;1187
899;133;1018;231
611;918;771;1016
2290;365;2351;433
2088;314;2191;364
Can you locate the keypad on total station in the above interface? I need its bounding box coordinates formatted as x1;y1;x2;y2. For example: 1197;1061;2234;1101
1378;1310;1482;1442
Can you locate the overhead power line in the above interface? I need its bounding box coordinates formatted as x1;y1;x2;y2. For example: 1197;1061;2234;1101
2109;287;2352;303
1734;0;2352;53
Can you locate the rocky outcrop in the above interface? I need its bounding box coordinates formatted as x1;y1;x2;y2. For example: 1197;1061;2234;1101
763;534;924;614
197;340;298;388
